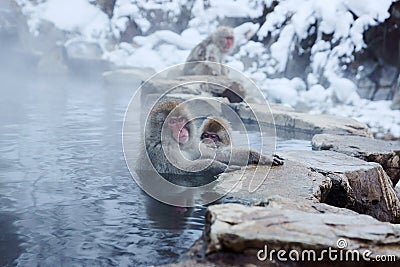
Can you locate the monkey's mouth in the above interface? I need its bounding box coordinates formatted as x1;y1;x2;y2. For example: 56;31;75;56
225;36;233;49
177;128;189;144
202;138;217;145
200;132;221;144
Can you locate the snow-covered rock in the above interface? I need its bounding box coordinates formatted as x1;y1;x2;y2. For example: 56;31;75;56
327;75;361;105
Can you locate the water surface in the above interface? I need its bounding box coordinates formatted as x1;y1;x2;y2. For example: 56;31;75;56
0;46;310;266
0;53;207;266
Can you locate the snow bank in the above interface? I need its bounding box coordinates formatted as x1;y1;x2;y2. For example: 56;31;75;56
258;0;395;77
189;0;264;31
17;0;110;38
329;100;400;138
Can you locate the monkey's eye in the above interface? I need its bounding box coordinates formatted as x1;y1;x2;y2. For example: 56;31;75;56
201;133;209;139
178;117;186;123
226;36;233;40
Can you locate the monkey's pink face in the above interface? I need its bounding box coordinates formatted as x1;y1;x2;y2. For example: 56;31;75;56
201;132;221;145
225;36;234;49
167;116;189;144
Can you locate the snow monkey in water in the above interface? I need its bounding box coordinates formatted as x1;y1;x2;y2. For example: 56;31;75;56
183;26;235;76
199;117;285;166
138;101;231;177
200;117;232;148
137;101;284;177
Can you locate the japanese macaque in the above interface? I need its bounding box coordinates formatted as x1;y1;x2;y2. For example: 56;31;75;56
200;117;285;166
140;101;231;177
200;117;231;148
182;26;234;76
138;101;283;179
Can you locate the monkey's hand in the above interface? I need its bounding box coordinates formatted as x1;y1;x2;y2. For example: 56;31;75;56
272;154;284;166
256;153;284;166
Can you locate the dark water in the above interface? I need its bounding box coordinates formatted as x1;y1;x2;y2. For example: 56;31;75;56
0;44;311;266
0;50;206;266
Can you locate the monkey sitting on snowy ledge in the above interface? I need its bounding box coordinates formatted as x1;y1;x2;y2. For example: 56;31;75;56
181;26;247;103
182;26;234;76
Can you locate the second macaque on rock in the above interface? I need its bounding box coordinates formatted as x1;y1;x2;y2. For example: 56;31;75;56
180;26;247;103
182;26;235;76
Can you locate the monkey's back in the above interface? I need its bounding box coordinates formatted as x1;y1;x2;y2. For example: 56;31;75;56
182;38;211;75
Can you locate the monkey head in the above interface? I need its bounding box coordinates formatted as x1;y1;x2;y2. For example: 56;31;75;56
147;101;194;145
213;26;234;54
200;117;231;147
166;113;189;144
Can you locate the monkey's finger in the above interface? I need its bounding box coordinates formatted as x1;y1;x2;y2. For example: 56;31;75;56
272;156;284;166
273;154;285;161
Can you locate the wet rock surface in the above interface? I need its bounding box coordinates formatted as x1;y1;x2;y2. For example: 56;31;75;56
237;103;372;139
312;134;400;186
218;150;400;223
155;126;400;266
140;75;246;104
179;198;400;266
218;160;331;205
280;150;400;223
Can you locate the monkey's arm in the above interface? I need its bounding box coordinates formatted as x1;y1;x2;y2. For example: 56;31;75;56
182;158;238;176
203;44;223;75
182;43;223;76
204;44;221;62
182;42;207;75
156;145;234;176
213;147;284;166
146;151;231;177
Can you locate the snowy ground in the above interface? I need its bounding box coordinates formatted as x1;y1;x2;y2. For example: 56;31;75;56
15;0;400;138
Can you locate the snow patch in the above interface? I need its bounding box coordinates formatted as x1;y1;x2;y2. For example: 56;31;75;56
39;0;109;38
